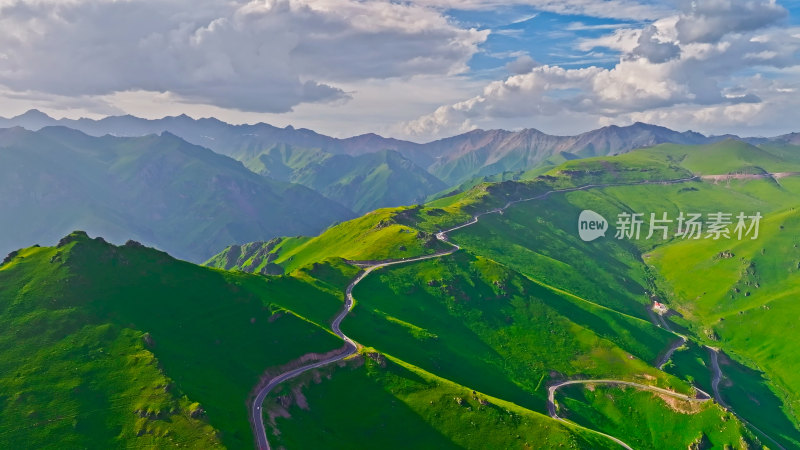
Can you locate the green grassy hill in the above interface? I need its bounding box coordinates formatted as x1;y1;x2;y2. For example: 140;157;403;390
435;175;800;447
527;139;800;181
555;384;755;449
343;252;680;408
206;207;450;274
649;139;800;174
0;232;349;448
253;195;759;449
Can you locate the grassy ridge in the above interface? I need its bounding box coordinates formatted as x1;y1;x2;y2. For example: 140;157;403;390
206;207;449;273
531;139;800;181
343;252;684;416
424;161;800;446
264;349;619;449
647;140;800;174
0;233;347;448
445;192;655;318
556;384;757;449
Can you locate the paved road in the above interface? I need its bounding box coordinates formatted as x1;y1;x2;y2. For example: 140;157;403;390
546;379;711;450
251;234;462;449
651;312;687;370
252;174;745;450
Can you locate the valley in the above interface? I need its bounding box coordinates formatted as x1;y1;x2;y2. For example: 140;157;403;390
253;175;697;450
3;124;800;449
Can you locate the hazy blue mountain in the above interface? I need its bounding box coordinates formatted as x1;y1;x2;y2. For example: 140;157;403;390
238;146;446;214
419;123;725;184
0;126;353;262
4;110;790;187
0;110;417;159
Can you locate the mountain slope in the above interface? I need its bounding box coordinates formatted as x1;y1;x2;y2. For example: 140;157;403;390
432;151;800;447
205;207;450;274
254;178;756;449
421;123;721;185
0;126;352;262
265;350;622;450
648;181;800;443
0;232;347;448
294;150;446;214
238;146;446;214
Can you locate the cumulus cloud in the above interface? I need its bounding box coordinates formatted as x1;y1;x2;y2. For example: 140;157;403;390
401;0;800;139
577;27;642;53
632;26;680;63
0;0;487;113
675;0;787;43
505;55;539;74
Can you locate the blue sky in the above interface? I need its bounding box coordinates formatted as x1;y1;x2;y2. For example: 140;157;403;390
398;0;800;139
453;2;800;74
0;0;798;140
456;8;641;74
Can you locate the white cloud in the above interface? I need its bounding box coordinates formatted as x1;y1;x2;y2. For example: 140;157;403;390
505;55;539;74
0;0;487;113
415;0;672;21
578;28;642;53
675;0;787;43
401;0;800;139
511;13;539;24
632;25;681;63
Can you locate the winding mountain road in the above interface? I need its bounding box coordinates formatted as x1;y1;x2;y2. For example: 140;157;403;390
250;174;777;450
251;242;462;449
546;379;711;450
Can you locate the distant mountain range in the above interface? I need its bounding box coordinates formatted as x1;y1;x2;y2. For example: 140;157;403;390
2;110;794;187
2;110;798;262
0;126;352;261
